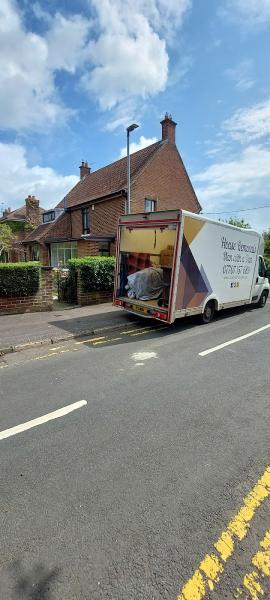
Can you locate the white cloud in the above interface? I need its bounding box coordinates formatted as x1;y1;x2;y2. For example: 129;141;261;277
193;145;270;231
223;98;270;142
225;60;254;91
222;0;270;27
81;0;191;124
0;0;191;132
0;0;91;131
105;99;139;132
119;135;158;158
46;13;91;73
0;142;78;210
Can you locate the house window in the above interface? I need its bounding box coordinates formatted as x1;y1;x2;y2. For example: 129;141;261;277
31;243;40;261
50;242;77;267
82;207;90;234
43;211;55;223
98;242;110;256
144;198;156;213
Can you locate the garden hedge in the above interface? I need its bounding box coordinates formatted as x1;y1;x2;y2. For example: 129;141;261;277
66;256;115;297
0;262;40;296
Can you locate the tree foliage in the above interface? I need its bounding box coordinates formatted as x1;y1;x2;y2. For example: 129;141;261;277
263;229;270;265
0;223;16;259
226;217;251;229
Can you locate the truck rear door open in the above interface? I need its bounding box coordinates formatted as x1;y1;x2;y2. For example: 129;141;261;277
113;212;181;322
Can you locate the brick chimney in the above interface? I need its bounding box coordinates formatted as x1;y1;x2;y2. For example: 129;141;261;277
160;113;177;144
25;195;40;226
3;207;11;218
79;161;91;180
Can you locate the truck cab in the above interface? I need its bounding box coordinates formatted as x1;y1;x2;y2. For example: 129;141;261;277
253;256;270;307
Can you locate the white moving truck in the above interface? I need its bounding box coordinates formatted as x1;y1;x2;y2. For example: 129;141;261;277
113;210;269;324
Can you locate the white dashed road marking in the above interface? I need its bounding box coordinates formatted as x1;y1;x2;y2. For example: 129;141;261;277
0;400;87;441
199;324;270;357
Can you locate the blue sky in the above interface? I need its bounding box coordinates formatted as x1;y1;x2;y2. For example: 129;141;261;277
1;0;270;230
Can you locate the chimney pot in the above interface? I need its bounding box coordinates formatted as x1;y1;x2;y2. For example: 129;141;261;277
160;113;177;144
79;160;91;180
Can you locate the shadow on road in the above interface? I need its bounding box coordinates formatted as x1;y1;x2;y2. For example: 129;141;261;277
10;560;60;600
49;310;141;336
71;304;260;349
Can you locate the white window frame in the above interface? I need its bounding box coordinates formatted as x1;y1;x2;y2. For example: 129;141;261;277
144;198;156;213
50;242;77;267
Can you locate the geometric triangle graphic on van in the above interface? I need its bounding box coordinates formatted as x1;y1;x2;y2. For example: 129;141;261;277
179;236;211;308
183;216;205;246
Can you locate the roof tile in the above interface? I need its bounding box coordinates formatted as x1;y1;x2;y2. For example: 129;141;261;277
57;141;163;210
0;205;44;222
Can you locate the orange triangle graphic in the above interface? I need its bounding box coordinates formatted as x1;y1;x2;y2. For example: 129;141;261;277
184;217;205;245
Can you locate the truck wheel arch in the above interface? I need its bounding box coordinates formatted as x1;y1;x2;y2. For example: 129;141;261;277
202;295;219;313
257;289;269;308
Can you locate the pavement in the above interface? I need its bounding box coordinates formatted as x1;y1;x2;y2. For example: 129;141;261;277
0;302;141;352
0;301;270;599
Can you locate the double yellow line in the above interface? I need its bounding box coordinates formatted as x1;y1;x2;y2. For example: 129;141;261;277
178;466;270;599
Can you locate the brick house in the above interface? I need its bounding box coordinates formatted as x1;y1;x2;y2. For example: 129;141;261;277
24;115;201;267
0;196;44;262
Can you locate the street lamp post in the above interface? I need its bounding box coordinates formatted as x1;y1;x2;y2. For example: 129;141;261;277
126;123;139;214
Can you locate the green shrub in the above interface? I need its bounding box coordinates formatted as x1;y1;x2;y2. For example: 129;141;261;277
0;262;40;296
68;256;115;293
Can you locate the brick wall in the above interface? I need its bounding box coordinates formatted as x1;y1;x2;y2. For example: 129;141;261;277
39;243;50;266
131;142;200;214
77;240;99;257
0;267;53;315
49;212;72;239
92;196;125;233
71;196;125;238
71;210;82;238
76;271;112;306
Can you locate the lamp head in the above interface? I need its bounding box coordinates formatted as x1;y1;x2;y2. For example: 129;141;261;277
127;123;139;133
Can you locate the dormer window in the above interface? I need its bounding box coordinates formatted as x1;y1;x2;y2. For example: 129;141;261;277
82;207;90;234
43;210;55;223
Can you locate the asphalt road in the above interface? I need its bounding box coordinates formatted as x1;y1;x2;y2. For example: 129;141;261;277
1;303;270;600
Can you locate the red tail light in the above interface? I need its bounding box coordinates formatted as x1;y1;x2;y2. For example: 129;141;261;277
114;299;123;306
152;311;167;320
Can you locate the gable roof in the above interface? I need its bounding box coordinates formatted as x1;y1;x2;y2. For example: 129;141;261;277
57;141;163;210
0;205;44;222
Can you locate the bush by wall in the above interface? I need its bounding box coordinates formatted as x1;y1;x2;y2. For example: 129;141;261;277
68;257;115;293
0;262;40;296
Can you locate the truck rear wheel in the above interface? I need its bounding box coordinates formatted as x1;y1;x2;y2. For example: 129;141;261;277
200;301;215;324
257;291;268;308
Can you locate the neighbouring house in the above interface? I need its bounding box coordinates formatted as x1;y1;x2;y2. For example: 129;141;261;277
24;114;201;267
0;196;44;262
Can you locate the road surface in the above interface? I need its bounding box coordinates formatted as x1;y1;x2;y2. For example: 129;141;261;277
1;302;270;599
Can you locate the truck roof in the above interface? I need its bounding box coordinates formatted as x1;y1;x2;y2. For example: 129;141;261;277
119;209;261;237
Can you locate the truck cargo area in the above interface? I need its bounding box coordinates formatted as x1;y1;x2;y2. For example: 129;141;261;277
114;220;178;321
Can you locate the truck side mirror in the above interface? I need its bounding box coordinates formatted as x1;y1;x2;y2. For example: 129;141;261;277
265;268;270;280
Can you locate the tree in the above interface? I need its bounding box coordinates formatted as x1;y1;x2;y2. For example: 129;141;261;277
227;217;251;229
0;223;15;261
263;229;270;265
